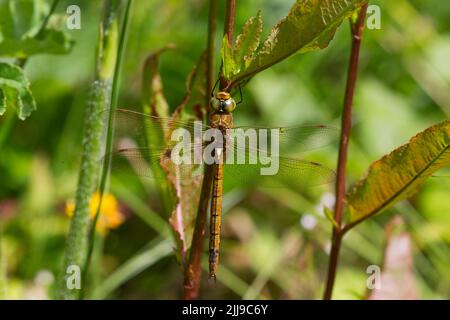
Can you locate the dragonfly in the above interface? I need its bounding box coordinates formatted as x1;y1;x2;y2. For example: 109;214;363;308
107;91;338;281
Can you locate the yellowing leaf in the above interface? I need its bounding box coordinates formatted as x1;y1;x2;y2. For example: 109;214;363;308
346;120;450;227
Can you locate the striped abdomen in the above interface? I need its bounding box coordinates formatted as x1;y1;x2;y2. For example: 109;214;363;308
209;158;223;280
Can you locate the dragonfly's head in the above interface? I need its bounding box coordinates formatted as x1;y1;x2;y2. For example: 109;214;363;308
210;91;236;113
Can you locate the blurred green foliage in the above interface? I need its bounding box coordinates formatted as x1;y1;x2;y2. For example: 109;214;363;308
0;0;448;299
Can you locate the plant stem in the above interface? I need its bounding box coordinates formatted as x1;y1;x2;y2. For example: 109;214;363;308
183;166;214;299
38;0;60;35
220;0;236;89
83;0;133;297
206;0;218;112
59;0;127;300
223;0;236;44
323;3;368;300
183;0;218;300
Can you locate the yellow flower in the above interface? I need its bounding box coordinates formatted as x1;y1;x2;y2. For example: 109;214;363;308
65;192;125;235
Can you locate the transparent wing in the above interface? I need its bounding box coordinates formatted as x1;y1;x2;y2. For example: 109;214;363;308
106;108;208;180
232;125;339;155
223;150;335;188
111;108;209;150
106;108;336;185
111;109;338;153
109;146;205;182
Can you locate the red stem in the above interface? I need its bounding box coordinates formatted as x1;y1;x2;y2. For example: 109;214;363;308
183;166;214;299
223;0;235;44
323;3;368;300
220;0;236;90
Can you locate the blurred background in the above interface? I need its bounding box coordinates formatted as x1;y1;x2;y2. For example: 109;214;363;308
0;0;449;299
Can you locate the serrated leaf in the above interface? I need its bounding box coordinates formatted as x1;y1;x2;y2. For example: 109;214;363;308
0;62;36;119
0;0;73;58
346;120;450;226
234;10;263;72
224;0;367;85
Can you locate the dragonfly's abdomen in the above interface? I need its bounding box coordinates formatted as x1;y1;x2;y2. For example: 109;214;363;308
209;161;223;280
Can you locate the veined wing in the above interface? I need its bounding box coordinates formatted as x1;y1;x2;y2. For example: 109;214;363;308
107;109;336;186
231;124;339;155
111;108;210;150
109;146;205;182
106;108;209;181
219;125;337;187
109;143;335;187
222;155;335;188
112;109;338;153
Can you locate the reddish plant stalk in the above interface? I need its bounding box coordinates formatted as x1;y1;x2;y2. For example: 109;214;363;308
220;0;236;90
183;0;218;300
183;166;214;299
323;3;368;300
223;0;236;44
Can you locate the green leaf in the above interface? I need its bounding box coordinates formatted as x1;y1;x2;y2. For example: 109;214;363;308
234;10;263;73
346;120;450;227
222;0;367;86
0;0;73;58
0;62;36;120
221;35;237;81
0;0;47;38
0;28;73;58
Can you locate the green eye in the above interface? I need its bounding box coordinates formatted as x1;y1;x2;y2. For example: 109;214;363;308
223;98;236;112
210;97;220;110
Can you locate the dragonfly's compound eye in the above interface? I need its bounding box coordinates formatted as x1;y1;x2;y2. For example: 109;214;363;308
222;98;236;113
210;97;221;110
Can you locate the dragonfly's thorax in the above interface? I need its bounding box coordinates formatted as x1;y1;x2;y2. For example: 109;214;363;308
209;111;233;130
